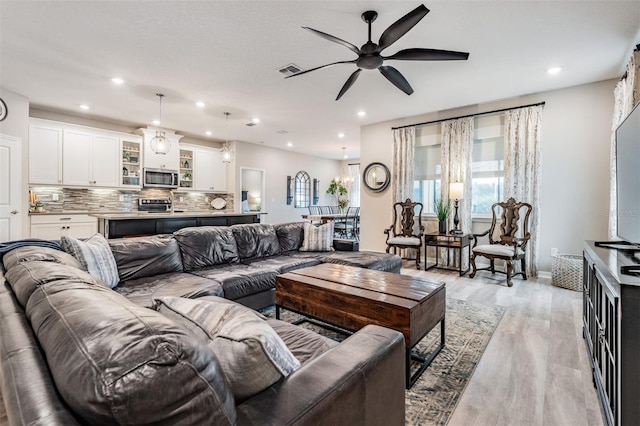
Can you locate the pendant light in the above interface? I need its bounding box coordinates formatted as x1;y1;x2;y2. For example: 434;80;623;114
221;111;234;163
150;93;170;155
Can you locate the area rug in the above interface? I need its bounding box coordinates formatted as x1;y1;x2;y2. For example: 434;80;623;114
263;298;505;426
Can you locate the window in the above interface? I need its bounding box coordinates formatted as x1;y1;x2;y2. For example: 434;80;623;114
294;171;310;208
413;126;441;214
412;117;505;217
471;136;504;215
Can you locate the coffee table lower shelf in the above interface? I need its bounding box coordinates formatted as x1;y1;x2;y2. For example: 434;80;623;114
275;305;446;389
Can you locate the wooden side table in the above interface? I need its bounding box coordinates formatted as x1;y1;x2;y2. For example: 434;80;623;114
424;232;472;276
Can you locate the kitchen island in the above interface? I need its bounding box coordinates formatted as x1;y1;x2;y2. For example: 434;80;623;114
90;211;264;239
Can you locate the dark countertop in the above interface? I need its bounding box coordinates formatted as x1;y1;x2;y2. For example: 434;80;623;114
89;211;266;220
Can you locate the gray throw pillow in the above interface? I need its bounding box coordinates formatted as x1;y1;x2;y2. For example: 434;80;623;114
299;221;334;252
61;233;119;288
155;297;301;402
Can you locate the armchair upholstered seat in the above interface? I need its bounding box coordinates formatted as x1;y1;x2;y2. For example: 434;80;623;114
469;197;532;287
384;199;424;269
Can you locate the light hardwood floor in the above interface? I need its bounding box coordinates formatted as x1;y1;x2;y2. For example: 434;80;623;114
400;262;603;426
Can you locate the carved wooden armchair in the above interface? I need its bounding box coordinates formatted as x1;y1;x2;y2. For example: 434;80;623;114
384;198;424;269
469;197;533;287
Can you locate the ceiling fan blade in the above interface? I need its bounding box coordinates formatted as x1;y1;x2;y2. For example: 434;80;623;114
303;27;360;55
379;66;414;95
385;48;469;61
336;69;362;101
377;4;430;52
284;60;357;79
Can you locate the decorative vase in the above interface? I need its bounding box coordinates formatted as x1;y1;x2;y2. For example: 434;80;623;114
438;220;447;234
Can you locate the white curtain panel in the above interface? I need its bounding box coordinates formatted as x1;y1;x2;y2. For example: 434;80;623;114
609;50;640;239
391;127;416;204
347;164;361;207
504;105;543;278
440;117;474;233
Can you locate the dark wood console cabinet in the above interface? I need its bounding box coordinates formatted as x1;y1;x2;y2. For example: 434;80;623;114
583;241;640;426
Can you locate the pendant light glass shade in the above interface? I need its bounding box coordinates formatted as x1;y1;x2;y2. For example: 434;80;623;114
221;112;234;163
150;94;170;155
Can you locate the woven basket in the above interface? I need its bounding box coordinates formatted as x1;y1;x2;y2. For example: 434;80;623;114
551;254;583;291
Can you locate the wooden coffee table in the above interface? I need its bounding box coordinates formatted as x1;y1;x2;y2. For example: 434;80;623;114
275;263;446;388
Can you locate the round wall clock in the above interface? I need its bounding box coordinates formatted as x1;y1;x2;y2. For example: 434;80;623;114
0;98;7;121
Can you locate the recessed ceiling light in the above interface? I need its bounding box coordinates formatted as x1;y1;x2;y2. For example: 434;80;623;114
287;142;293;147
205;131;212;136
357;111;366;117
152;119;160;125
195;101;205;108
547;67;562;75
79;104;90;110
338;133;345;138
111;77;124;85
252;117;260;124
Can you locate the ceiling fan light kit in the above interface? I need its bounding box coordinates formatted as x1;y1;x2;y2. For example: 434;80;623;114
287;4;469;100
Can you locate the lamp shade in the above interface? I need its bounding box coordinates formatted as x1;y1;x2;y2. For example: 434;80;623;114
449;182;464;200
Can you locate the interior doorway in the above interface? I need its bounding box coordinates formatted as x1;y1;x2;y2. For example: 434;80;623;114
0;134;23;242
240;167;265;213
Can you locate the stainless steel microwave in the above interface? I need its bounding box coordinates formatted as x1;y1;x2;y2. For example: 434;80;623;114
143;168;179;188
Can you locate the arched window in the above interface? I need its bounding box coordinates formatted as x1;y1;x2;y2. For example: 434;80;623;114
294;171;311;208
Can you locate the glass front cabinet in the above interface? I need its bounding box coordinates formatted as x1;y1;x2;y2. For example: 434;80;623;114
179;147;194;190
121;137;142;188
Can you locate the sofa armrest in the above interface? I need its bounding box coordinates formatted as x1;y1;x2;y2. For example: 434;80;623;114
236;324;405;426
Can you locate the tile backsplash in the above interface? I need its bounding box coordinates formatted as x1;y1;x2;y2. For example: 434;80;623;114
29;187;234;213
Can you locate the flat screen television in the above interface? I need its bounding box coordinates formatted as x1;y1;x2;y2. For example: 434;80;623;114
616;102;640;247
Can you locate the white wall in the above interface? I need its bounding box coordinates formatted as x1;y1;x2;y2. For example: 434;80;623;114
0;87;30;238
234;141;342;224
361;79;617;272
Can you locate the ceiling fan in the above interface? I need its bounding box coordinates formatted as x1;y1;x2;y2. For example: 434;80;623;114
287;4;469;100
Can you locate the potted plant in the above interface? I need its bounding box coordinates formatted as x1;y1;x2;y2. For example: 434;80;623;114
435;198;451;234
327;179;349;213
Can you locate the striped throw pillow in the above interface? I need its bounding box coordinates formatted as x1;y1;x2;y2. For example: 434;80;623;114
61;233;119;288
299;221;334;252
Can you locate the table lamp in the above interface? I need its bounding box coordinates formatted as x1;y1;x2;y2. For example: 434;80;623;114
449;182;464;234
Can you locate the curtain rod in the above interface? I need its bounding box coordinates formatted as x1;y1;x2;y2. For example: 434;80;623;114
391;101;546;131
347;162;360;166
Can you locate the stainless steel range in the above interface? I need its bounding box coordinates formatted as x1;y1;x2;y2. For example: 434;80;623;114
138;198;172;213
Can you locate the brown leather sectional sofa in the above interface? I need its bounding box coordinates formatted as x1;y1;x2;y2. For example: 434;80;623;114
0;222;406;425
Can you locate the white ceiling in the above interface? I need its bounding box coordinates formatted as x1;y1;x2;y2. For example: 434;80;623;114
1;1;639;160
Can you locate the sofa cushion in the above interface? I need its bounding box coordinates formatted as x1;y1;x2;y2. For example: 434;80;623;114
2;245;82;272
114;272;224;308
4;260;105;308
109;235;183;281
174;226;239;271
230;223;281;259
300;222;334;252
267;318;338;365
155;297;300;402
26;280;237;425
274;222;305;252
60;234;119;288
320;250;403;273
190;264;279;301
247;255;321;274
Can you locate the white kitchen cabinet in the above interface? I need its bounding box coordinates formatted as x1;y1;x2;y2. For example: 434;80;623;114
191;146;227;192
30;214;98;239
63;129;119;187
29;120;63;185
138;128;182;171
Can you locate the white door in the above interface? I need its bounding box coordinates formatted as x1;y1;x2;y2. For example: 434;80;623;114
92;134;119;187
0;134;23;242
29;122;62;185
63;129;92;185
